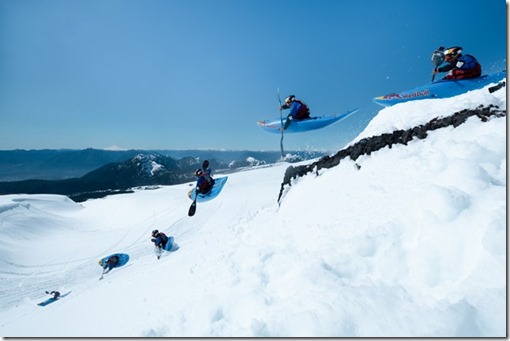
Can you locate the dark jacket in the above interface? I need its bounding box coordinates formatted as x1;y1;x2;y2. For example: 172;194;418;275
152;232;169;249
104;255;119;270
282;99;311;120
437;54;482;80
196;172;214;194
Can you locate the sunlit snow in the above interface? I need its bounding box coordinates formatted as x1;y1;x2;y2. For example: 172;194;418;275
0;81;506;337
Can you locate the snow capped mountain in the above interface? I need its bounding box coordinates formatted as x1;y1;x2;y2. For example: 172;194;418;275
0;149;327;182
228;156;267;169
0;80;505;337
128;154;177;177
104;145;128;151
132;154;165;176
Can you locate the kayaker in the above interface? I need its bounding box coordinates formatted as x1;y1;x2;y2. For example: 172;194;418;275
432;46;481;80
279;95;311;131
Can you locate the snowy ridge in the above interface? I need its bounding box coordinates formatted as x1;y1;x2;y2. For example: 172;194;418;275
278;104;505;203
0;84;506;337
228;156;267;169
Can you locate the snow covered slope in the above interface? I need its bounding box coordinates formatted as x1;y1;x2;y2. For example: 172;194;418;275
0;82;506;337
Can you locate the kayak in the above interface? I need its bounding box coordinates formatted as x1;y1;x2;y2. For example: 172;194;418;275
373;70;506;107
187;176;228;202
257;108;359;134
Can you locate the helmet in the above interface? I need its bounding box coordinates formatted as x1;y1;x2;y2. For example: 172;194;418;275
194;169;203;176
152;229;158;237
284;95;295;105
444;46;462;60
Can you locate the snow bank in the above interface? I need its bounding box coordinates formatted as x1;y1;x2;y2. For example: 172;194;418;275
0;85;505;337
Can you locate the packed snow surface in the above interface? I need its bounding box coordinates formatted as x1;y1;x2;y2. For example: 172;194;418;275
0;81;506;337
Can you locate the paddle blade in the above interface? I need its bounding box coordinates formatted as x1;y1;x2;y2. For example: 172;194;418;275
188;200;197;216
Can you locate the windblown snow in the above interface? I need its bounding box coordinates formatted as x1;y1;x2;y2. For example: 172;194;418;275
0;81;506;337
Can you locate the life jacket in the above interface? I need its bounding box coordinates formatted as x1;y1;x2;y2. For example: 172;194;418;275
197;175;213;193
156;232;168;245
457;54;480;70
294;99;311;119
203;168;213;184
447;54;482;80
109;255;119;265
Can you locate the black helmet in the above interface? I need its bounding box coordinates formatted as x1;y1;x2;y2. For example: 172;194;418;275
152;229;158;237
194;169;203;176
285;95;295;105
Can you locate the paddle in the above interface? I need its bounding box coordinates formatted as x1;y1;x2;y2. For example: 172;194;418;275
188;188;198;216
277;88;285;157
488;81;506;93
155;246;163;259
431;46;445;82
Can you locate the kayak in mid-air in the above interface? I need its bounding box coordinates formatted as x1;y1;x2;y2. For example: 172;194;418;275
373;70;506;107
257;108;359;134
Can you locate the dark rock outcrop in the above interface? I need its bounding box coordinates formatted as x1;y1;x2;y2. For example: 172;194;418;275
277;105;506;204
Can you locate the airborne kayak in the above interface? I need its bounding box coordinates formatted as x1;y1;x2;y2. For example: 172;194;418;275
187;176;228;202
373;70;506;107
257;108;359;134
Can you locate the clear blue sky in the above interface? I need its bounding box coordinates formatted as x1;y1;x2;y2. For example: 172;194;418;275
0;0;506;151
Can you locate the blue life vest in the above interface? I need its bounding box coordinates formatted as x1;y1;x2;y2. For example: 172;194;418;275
457;54;479;70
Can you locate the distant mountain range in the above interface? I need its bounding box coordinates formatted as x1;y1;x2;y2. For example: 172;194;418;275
0;149;326;201
0;148;325;181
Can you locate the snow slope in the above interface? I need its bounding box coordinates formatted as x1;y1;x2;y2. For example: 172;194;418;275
0;81;506;337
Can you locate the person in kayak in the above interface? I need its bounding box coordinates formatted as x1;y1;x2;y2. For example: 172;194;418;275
102;255;119;272
432;46;481;80
151;229;169;250
279;95;311;130
201;160;214;186
45;290;61;299
194;168;214;195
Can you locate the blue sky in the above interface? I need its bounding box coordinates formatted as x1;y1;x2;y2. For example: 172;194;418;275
0;0;506;151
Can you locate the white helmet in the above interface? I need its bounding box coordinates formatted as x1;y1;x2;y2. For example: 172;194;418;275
444;46;462;59
285;95;295;105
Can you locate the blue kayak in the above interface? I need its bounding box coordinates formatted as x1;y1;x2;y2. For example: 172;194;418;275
188;176;228;202
37;291;72;307
373;70;506;107
164;236;174;251
257;108;359;134
98;253;130;268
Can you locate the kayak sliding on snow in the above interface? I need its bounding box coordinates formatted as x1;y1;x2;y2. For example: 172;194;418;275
37;290;71;307
151;229;176;259
98;253;130;280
